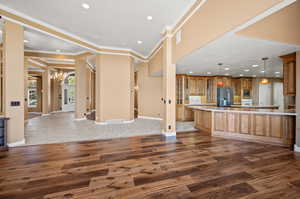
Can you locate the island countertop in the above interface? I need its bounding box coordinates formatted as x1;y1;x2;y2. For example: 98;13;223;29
186;105;297;116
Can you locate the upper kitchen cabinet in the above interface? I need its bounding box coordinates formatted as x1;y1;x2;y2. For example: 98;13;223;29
215;77;232;88
232;78;241;96
188;76;206;96
241;78;252;90
280;53;296;96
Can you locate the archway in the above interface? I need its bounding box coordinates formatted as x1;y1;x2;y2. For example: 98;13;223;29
61;72;75;112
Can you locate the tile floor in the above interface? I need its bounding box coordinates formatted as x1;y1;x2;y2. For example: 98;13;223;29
25;112;196;145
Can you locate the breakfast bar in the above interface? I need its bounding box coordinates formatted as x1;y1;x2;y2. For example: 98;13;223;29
188;106;297;147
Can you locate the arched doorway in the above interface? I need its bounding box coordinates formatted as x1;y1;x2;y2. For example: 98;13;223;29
61;73;75;112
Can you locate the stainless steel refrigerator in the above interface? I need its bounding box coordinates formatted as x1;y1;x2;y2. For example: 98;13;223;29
217;88;233;107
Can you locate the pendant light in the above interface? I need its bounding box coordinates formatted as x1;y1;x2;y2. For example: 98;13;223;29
260;57;269;84
217;63;225;87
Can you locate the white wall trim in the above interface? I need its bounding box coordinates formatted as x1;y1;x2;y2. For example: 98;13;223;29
74;117;87;121
162;131;177;137
42;114;51;116
7;140;25;147
0;3;147;61
138;116;162;121
123;120;135;124
95;121;108;125
295;144;300;153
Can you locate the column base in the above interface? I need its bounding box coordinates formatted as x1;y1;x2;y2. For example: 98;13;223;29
7;139;25;147
162;131;176;137
295;144;300;153
74;117;87;121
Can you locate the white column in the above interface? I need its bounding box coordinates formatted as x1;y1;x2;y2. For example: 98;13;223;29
162;30;176;136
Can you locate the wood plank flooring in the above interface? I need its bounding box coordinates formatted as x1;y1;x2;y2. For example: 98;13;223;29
0;131;300;199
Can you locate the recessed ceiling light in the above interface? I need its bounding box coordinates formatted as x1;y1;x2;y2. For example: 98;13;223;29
137;40;143;44
147;16;153;21
275;71;280;74
224;68;230;71
240;74;244;77
225;73;230;76
207;72;212;75
189;71;194;74
261;70;265;73
82;3;90;9
244;69;250;72
56;49;61;53
252;64;259;67
24;40;29;43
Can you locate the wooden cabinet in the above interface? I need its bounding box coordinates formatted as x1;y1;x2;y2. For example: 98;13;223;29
206;77;216;103
232;78;241;96
241;78;252;90
215;77;232;88
187;77;206;96
280;53;296;96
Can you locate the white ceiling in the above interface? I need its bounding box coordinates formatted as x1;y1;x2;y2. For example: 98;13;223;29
0;0;196;56
177;34;300;78
0;19;86;53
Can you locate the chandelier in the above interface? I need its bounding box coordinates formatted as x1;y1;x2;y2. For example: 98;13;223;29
51;71;66;81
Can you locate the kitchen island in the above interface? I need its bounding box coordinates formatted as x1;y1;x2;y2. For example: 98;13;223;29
187;106;296;147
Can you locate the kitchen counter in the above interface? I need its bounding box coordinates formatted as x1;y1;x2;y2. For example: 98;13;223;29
186;105;297;116
230;105;280;109
187;105;296;147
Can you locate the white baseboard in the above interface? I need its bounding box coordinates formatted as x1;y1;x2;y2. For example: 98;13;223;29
138;116;162;121
123;120;135;124
295;144;300;153
162;131;177;137
74;117;87;121
7;139;25;147
42;114;51;116
95;119;135;125
95;121;108;125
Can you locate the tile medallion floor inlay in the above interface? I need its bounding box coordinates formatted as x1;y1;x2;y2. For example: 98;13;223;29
0;132;300;199
25;112;196;145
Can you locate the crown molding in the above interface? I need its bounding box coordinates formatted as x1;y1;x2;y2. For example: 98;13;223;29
146;0;208;60
0;4;147;61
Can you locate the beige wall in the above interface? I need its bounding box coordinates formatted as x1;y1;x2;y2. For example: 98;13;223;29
3;21;25;144
51;78;62;112
296;51;300;147
172;0;284;62
137;62;162;118
75;59;88;119
96;54;134;122
42;69;51;114
238;1;300;46
148;47;163;77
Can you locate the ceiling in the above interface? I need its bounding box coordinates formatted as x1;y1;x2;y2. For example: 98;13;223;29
0;19;86;53
177;34;300;78
0;0;196;56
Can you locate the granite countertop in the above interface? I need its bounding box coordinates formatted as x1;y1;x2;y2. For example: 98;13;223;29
186;105;297;116
231;105;280;108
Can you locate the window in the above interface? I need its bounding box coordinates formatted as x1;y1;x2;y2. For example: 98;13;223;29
27;79;38;108
28;79;38;87
63;74;75;105
28;88;38;108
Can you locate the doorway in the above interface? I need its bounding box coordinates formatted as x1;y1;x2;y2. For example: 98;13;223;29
61;73;75;112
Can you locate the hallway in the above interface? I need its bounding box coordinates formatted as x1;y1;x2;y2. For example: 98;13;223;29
25;112;196;145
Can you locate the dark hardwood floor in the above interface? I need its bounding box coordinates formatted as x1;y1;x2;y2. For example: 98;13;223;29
0;131;300;199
